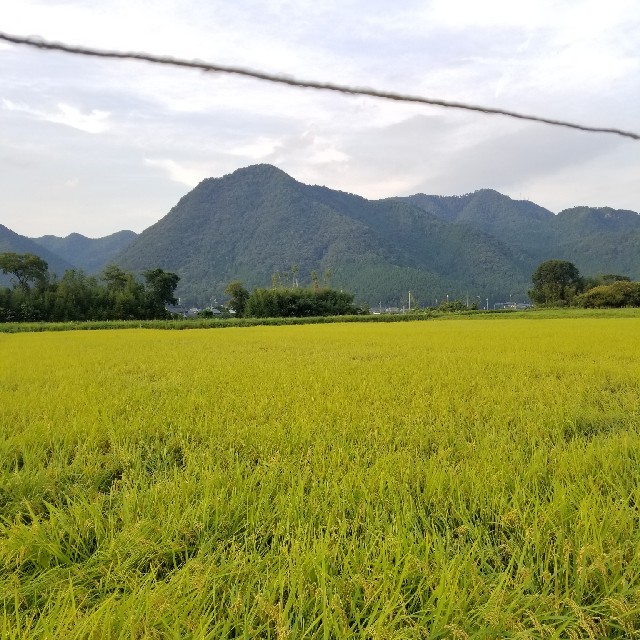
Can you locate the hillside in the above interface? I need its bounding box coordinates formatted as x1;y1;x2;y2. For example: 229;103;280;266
0;224;75;282
403;193;640;279
114;165;530;305
31;230;137;274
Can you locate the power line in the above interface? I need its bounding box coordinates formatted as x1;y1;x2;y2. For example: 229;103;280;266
1;31;639;142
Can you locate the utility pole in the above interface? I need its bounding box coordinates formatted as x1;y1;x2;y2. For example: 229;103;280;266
408;291;411;311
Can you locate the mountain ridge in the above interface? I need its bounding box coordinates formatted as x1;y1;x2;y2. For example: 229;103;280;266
2;164;638;306
31;230;138;274
111;164;640;305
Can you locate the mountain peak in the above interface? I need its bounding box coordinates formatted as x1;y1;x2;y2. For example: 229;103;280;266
219;163;292;182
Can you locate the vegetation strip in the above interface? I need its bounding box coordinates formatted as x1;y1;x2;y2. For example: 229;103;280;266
2;307;640;334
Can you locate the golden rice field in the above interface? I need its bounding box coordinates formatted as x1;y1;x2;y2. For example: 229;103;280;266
2;316;640;638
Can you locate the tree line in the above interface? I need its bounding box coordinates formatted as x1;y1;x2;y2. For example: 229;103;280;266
3;252;637;323
0;253;179;322
529;259;640;308
224;277;362;318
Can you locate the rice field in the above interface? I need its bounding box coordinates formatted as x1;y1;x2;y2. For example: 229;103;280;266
1;316;640;638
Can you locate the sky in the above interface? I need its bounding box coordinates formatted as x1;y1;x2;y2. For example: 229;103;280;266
1;0;639;238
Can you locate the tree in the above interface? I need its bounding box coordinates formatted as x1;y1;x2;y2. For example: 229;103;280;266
583;273;631;290
102;264;129;292
143;268;180;317
0;252;49;291
529;259;583;306
224;280;249;317
52;269;98;321
244;286;358;318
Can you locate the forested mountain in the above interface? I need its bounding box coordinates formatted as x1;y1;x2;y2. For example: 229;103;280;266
113;165;531;305
401;192;640;281
0;224;74;282
31;230;137;274
4;165;639;307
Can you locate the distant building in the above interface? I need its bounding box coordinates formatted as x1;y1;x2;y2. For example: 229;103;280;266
493;302;533;310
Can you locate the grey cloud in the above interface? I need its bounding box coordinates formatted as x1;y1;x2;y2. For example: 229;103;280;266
424;123;621;195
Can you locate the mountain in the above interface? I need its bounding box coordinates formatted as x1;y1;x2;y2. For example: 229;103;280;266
4;165;638;307
402;194;640;281
31;230;137;273
0;224;75;281
401;190;558;266
1;224;75;273
114;165;531;305
0;225;137;287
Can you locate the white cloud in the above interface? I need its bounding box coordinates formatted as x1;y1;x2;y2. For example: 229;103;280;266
2;99;110;133
51;103;110;134
229;137;282;160
144;158;207;187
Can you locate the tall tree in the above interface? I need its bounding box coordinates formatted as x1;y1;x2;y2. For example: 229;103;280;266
143;268;180;316
224;280;249;317
529;259;583;305
102;264;129;292
0;252;49;291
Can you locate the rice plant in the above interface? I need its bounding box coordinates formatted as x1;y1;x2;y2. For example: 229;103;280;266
1;317;640;638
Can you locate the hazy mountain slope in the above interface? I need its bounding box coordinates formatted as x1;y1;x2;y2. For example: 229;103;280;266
402;190;558;268
0;224;74;278
32;230;137;273
549;207;640;279
554;206;640;236
404;193;640;274
556;231;640;280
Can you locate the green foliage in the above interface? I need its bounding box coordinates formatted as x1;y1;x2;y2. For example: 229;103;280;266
576;281;640;308
436;299;468;312
224;280;250;317
583;273;631;290
0;252;49;290
0;254;179;322
245;286;359;318
143;268;180;314
406;193;640;283
529;259;583;305
6;168;640;308
2;308;640;334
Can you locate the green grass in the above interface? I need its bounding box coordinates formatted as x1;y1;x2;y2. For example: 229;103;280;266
1;307;640;334
2;317;640;637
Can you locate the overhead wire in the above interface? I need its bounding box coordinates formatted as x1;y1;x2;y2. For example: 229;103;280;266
1;31;639;141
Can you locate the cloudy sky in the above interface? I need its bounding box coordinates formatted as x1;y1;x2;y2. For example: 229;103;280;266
1;0;639;237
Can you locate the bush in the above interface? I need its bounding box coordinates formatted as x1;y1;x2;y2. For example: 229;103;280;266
576;281;640;308
244;287;360;318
